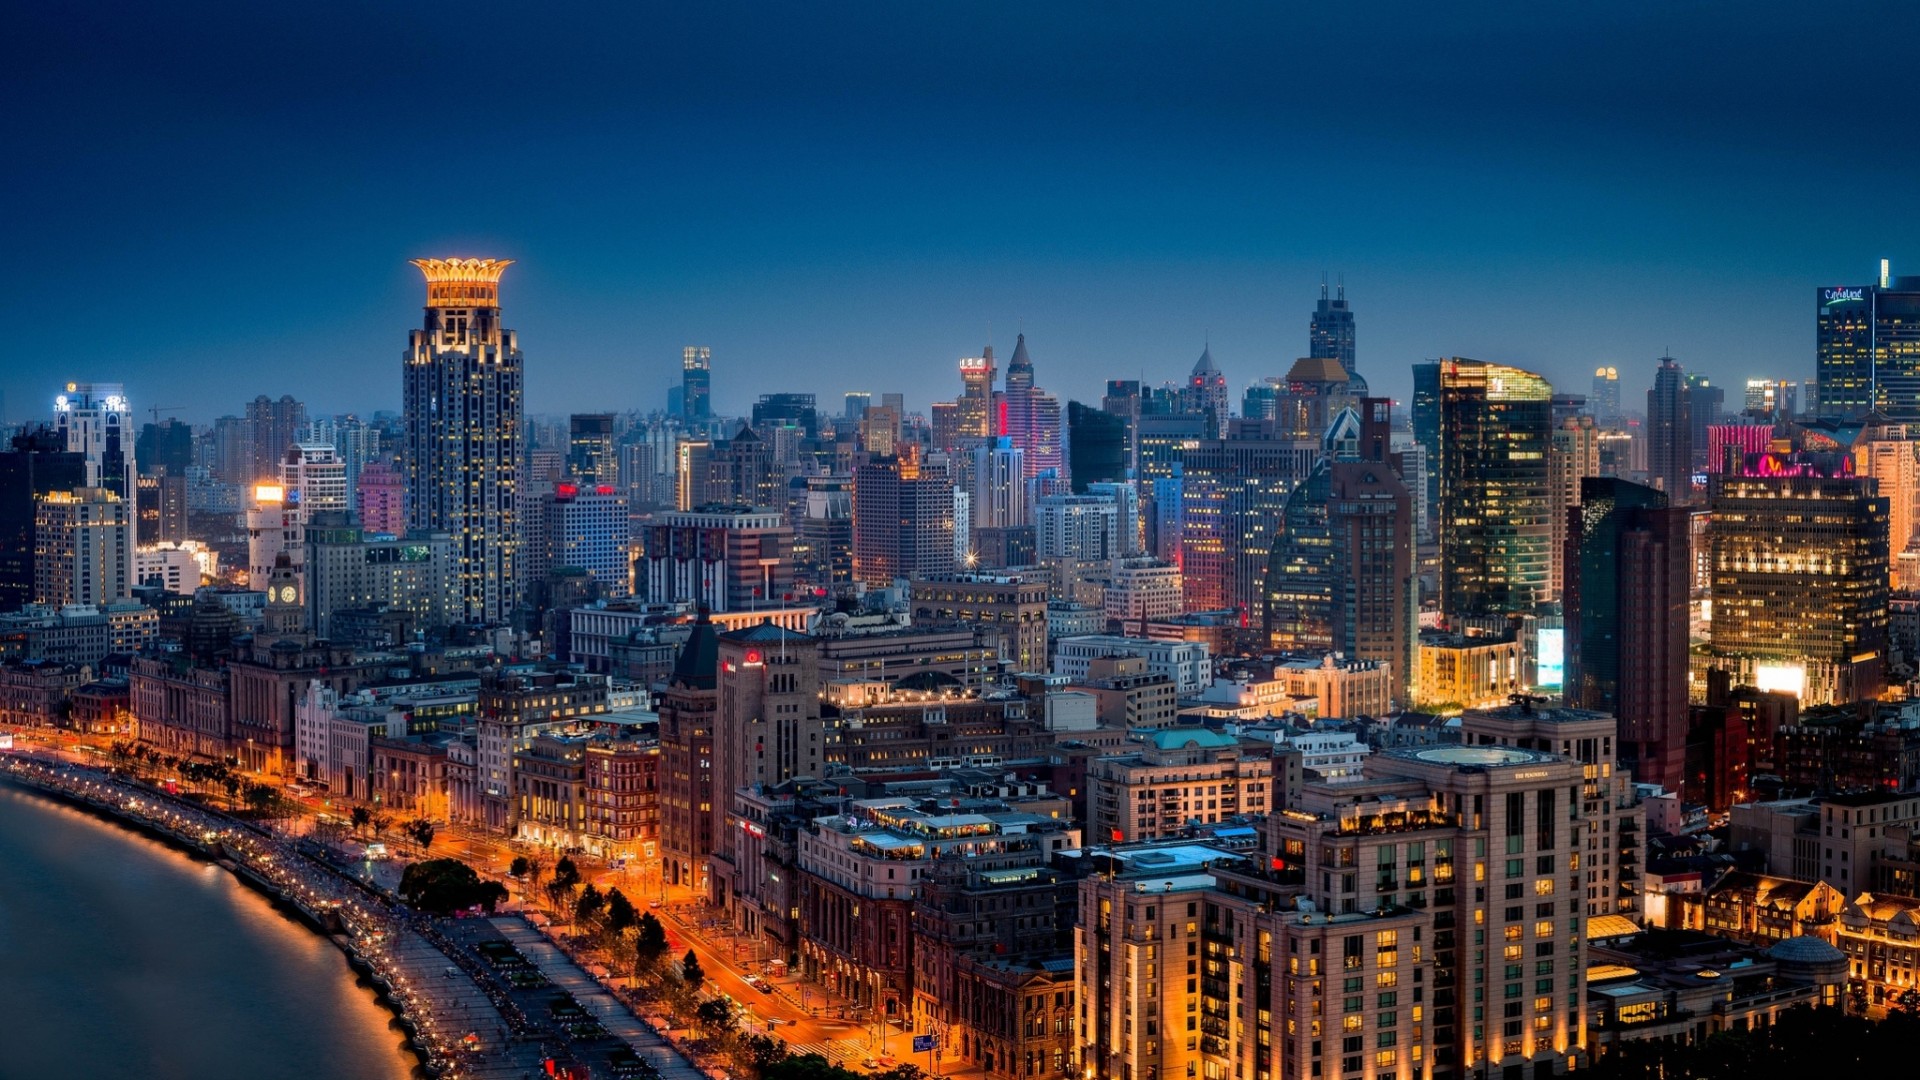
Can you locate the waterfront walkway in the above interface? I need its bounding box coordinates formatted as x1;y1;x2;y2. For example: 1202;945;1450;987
488;916;712;1080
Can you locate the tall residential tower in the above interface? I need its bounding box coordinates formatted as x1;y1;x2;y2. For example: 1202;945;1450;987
402;257;525;624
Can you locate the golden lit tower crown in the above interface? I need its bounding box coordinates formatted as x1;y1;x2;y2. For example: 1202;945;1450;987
411;257;513;308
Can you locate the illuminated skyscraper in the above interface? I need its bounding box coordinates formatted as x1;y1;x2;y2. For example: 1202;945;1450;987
54;382;137;588
1708;452;1888;704
956;347;996;440
402;257;524;624
1439;358;1553;620
1548;415;1601;600
1590;365;1621;427
682;345;712;421
1000;334;1065;482
1647;355;1693;503
567;413;617;484
1308;278;1356;377
1411;360;1442;520
852;453;955;586
34;487;131;606
1182;346;1230;435
1816;264;1920;419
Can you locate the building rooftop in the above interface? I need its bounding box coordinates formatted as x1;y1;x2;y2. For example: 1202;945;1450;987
1393;744;1557;768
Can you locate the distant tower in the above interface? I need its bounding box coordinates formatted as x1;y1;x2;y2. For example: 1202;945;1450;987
1185;346;1230;436
403;257;524;624
1309;279;1357;379
682;346;712;421
1647;356;1693;504
53;382;137;588
957;345;996;440
1590;366;1622;428
1001;335;1064;482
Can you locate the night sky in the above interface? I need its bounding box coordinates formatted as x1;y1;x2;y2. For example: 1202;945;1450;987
6;2;1916;425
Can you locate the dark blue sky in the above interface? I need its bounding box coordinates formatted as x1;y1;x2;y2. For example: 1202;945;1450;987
6;2;1915;425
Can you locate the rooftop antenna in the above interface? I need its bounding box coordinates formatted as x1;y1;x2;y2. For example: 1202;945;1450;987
1337;273;1346;301
1321;271;1329;300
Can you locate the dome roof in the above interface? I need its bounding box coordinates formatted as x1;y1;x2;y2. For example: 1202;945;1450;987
1149;727;1237;751
892;669;963;693
1769;935;1844;964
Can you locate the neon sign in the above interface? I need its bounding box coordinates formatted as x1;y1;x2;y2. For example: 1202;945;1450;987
1824;287;1866;306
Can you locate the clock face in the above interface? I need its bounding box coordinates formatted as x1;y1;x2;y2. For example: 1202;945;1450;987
278;586;296;604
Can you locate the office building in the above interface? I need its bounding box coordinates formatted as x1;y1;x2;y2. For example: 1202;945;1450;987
1310;278;1357;378
682;345;712;421
1053;635;1209;697
0;428;86;613
1439;358;1553;621
1271;356;1355;441
853;454;955;586
971;437;1029;532
1709;452;1889;705
910;571;1049;672
1412;360;1443;518
1548;415;1601;600
1067;400;1126;491
659;611;719;891
1182;346;1230;435
402;257;524;624
303;513;454;639
1589;366;1622;428
245;394;307;486
957;349;996;441
34;488;131;607
797;475;854;587
1816;266;1920;419
356;460;406;535
1180;426;1321;622
1001;335;1066;482
1104;556;1183;634
566;414;617;484
1646;356;1692;503
1563;479;1690;792
1264;402;1415;701
639;507;794;612
751;393;818;440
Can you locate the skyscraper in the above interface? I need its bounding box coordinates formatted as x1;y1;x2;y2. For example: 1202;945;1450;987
35;488;131;606
1548;415;1601;600
1000;334;1065;482
1308;278;1356;378
1564;477;1691;791
1815;265;1920;419
1438;357;1553;620
1066;401;1126;491
1709;452;1888;705
403;257;524;624
682;345;712;421
1590;366;1622;427
1646;355;1693;503
1684;372;1722;469
852;453;955;586
1264;400;1415;703
956;348;996;440
0;429;86;612
1411;360;1442;519
246;394;306;484
567;414;617;484
1182;346;1230;435
54;382;137;589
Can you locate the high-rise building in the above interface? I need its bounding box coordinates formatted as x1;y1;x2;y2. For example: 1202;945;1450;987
1309;278;1357;378
1182;346;1230;435
1000;335;1066;483
1067;401;1126;491
355;460;406;536
1411;360;1443;518
682;346;712;421
1854;417;1920;574
1646;355;1693;503
0;430;87;612
402;257;524;624
1179;427;1320;620
1439;358;1553;620
541;482;631;599
957;349;996;441
852;453;955;586
1270;357;1354;440
1684;373;1722;469
1709;452;1888;704
1548;415;1601;600
34;488;131;607
136;419;192;478
303;512;454;640
969;437;1028;533
1263;400;1415;702
245;394;307;485
281;442;348;515
707;624;822;906
1565;478;1691;791
1590;365;1622;427
640;507;794;611
796;475;854;587
1815;264;1920;419
567;414;616;484
54;382;137;586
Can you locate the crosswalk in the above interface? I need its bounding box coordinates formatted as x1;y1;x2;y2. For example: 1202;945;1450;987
782;1039;867;1067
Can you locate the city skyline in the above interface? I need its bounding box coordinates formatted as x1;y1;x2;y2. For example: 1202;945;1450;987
11;3;1920;422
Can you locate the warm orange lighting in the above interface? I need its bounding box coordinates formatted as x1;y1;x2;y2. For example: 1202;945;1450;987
254;483;285;503
411;257;513;307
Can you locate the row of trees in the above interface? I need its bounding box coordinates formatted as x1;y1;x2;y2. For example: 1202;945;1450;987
108;741;277;813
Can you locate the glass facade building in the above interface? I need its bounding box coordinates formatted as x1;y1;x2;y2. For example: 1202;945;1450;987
1438;358;1553;621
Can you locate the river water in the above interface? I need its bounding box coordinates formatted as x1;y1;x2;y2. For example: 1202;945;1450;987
0;784;414;1080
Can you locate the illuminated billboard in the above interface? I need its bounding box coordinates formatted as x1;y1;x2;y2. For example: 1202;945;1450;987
1754;663;1806;698
1535;627;1564;690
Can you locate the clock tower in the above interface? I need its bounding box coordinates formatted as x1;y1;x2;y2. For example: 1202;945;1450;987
261;553;306;639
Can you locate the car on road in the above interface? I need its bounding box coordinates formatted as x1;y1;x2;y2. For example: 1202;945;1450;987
861;1060;882;1071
